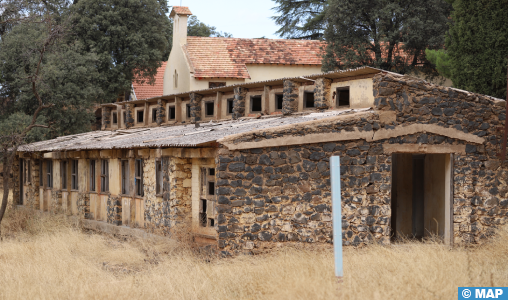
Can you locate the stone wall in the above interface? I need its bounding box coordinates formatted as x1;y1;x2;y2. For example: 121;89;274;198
77;192;91;219
156;99;166;125
107;195;122;226
12;159;20;206
314;78;331;110
233;87;247;120
189;93;203;123
372;73;507;244
282;80;300;115
143;157;169;234
125;104;135;128
169;157;192;229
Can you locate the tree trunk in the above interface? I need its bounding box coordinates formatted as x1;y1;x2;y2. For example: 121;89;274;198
0;151;15;238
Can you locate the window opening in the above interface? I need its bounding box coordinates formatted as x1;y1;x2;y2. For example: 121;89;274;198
137;110;144;123
200;167;216;227
251;95;262;112
89;160;96;192
61;161;67;190
155;160;163;195
100;160;109;192
135;159;144;197
112;112;118;125
275;94;283;111
168;106;176;120
186;104;191;119
205;102;214;117
121;160;129;195
152;108;157;123
71;160;78;190
209;82;226;88
123;112;126;125
46;160;53;188
336;87;350;107
304;92;315;108
227;98;234;115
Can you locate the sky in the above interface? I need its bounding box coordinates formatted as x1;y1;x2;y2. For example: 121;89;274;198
167;0;281;39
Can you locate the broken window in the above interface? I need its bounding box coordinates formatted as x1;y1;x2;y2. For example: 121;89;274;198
186;104;191;119
137;110;144;123
46;160;53;188
200;167;216;227
135;159;144;197
121;160;129;195
89;160;96;192
205;101;214;117
71;160;78;190
155;160;163;195
152;108;157;123
112;112;118;125
168;106;176;120
61;161;67;190
251;95;262;112
100;160;109;193
209;82;226;88
275;94;283;111
227;98;234;115
336;87;350;108
304;92;315;108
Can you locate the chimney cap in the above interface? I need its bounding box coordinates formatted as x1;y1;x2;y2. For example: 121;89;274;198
170;6;192;18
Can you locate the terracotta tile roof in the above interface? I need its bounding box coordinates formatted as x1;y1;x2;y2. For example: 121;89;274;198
132;62;167;100
170;6;192;17
184;37;324;79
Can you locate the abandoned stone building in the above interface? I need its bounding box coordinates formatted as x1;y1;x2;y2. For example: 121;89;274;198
11;66;508;254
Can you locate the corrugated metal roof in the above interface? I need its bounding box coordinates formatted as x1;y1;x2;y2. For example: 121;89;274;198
19;109;373;153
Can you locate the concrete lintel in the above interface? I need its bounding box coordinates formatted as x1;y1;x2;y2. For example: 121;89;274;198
137;149;151;158
383;144;466;154
43;152;53;159
161;148;217;158
222;129;372;150
373;124;485;144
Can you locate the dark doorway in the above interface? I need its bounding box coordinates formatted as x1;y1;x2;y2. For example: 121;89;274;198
391;153;452;243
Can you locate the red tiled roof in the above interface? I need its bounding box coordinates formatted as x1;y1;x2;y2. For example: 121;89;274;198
184;37;324;79
170;6;192;17
132;61;167;100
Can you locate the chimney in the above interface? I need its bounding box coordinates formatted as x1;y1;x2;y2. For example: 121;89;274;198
170;6;192;47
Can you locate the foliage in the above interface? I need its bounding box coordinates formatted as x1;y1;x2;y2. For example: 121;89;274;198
446;0;508;99
271;0;327;39
321;0;452;77
70;0;172;102
425;49;452;79
187;15;232;38
0;20;100;140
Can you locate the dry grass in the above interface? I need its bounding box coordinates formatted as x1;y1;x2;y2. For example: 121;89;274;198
0;205;507;299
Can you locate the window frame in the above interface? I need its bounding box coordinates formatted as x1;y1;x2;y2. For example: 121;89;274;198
46;160;53;189
61;160;67;190
304;91;315;109
186;104;191;119
121;160;129;195
167;105;176;120
155;160;163;196
227;98;234;115
100;160;109;193
151;108;158;123
275;94;284;111
205;101;214;117
336;86;351;108
112;111;118;125
89;160;96;192
199;167;216;227
135;159;144;197
250;95;262;113
136;109;144;124
71;160;78;190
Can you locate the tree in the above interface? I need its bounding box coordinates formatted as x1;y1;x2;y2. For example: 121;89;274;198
271;0;327;39
446;0;508;99
70;0;172;102
425;49;452;79
187;15;232;38
321;0;452;76
0;7;100;233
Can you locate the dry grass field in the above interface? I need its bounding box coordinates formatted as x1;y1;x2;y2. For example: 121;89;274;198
0;192;507;299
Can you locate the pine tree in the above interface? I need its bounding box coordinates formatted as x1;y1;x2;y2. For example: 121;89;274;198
271;0;327;39
446;0;508;99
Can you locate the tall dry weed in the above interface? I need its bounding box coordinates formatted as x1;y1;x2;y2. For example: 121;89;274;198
0;208;507;299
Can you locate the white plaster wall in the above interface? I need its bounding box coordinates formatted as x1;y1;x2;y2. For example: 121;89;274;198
244;64;322;83
329;78;375;109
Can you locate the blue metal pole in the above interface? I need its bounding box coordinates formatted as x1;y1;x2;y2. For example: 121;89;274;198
330;156;343;278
